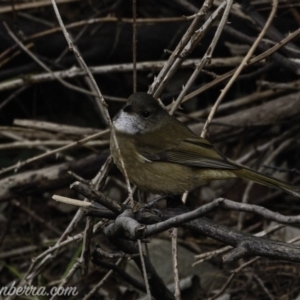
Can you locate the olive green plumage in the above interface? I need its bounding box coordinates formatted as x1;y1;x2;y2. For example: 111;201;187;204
110;92;300;197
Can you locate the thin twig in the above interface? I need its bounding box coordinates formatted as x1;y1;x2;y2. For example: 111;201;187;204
50;0;107;120
82;258;123;300
201;0;279;138
51;0;134;203
238;137;294;229
49;258;81;300
80;217;94;276
132;0;137;93
170;0;233;115
171;228;181;300
0;0;79;14
0;58;248;93
0;129;109;176
149;0;214;97
11;200;62;235
182;26;300;105
138;240;152;300
24;16;188;41
0;140;108;150
3;22;97;98
208;227;300;300
207;257;260;300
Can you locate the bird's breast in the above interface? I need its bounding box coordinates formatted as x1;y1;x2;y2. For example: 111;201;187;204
110;131;203;194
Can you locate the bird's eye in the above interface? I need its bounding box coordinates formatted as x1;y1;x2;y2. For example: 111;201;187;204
142;111;151;118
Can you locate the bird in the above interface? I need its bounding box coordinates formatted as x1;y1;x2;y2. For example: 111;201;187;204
110;92;300;197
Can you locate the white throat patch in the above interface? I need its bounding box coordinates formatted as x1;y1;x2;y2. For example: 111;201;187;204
113;111;143;134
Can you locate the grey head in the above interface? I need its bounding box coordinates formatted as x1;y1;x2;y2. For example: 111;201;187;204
113;92;166;134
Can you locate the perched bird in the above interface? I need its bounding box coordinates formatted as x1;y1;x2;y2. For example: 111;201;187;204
110;92;300;197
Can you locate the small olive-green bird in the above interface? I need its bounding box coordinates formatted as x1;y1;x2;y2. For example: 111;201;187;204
110;92;300;197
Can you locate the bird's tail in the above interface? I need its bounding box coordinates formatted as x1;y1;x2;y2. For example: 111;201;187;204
233;167;300;198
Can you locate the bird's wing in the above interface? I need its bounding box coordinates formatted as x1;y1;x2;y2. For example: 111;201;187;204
139;137;239;170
